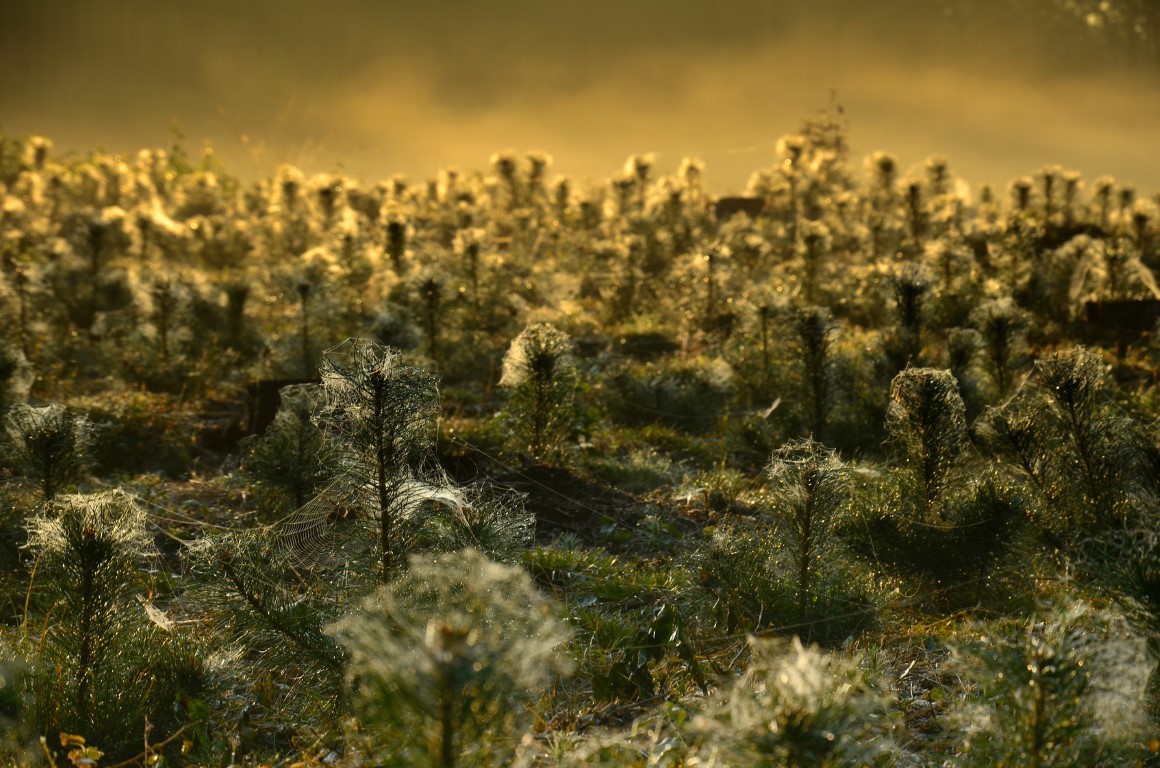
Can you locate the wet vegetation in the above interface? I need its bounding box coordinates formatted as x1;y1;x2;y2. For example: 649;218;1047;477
1;109;1160;766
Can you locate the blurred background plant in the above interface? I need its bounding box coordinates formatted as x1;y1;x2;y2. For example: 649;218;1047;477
499;322;580;463
4;402;93;502
951;599;1153;767
328;548;569;768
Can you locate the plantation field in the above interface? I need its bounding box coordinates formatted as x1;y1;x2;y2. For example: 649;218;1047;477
2;114;1160;766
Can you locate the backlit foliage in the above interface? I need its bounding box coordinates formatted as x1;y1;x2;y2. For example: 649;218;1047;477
0;115;1158;767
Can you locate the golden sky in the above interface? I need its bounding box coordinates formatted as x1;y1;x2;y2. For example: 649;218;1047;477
2;0;1158;194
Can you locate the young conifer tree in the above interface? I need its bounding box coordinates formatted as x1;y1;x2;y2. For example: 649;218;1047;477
869;368;1019;586
315;338;440;581
766;438;850;624
5;403;93;501
239;383;337;510
328;549;568;768
692;637;892;766
971;297;1028;399
978;346;1158;539
953;601;1152;767
793;306;836;440
23;491;198;759
886;368;967;520
499;322;578;463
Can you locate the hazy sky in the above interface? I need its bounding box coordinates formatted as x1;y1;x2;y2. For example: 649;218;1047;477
2;0;1158;195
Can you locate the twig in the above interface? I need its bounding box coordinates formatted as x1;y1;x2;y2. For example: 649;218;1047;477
105;721;198;768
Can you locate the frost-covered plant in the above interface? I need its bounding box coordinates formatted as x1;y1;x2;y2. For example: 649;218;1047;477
500;322;578;462
691;637;892;766
864;368;1020;586
453;227;487;312
416;270;445;365
952;600;1153;767
947;327;984;418
5;403;93;501
184;526;348;710
609;357;734;435
328;548;569;768
697;512;878;641
887;264;929;370
1067;233;1159;305
404;486;534;566
798;220;831;307
863;151;904;260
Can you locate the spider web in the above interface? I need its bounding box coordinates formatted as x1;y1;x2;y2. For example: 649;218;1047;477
273;467;467;573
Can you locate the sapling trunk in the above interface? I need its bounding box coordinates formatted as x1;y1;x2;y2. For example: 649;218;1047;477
298;281;311;379
152;279;175;365
906;182;923;251
465;241;480;312
705;248;717;328
225;282;249;351
759;305;771;396
422;277;442;365
370;369;393;581
15;268;29;358
437;645;457;768
387;219;406;272
797;483;815;622
802;232;824;306
76;549;96;718
795;307;833;440
787;174;799;257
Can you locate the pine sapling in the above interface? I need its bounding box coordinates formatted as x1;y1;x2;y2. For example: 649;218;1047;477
328;549;568;768
316;339;440;581
239;384;336;510
23;491;197;758
5;403;93;502
499;323;578;463
886;368;967;520
766;438;850;624
972;297;1028;398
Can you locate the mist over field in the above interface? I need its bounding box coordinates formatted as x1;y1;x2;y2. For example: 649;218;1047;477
1;0;1158;192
